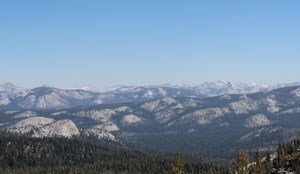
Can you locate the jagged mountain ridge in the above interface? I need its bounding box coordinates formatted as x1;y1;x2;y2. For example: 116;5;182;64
1;85;300;156
1;81;300;110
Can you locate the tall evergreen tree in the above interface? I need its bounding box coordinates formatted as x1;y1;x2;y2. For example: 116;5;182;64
254;149;266;174
265;151;272;174
169;156;186;174
276;143;285;168
236;149;249;174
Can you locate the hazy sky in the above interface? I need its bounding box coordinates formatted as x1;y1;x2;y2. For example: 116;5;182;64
1;1;299;89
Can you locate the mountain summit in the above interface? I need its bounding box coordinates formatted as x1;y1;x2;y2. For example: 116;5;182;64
1;81;300;110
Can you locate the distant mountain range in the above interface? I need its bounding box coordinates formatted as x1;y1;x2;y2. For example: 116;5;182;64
1;85;300;158
1;81;300;110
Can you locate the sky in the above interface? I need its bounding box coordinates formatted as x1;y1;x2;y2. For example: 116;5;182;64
0;1;300;89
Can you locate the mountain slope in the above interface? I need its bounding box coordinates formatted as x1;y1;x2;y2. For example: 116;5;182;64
1;81;300;110
1;85;300;158
0;131;226;174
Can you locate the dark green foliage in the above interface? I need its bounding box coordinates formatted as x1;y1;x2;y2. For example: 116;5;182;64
253;149;267;174
0;131;228;174
169;156;185;174
273;137;300;173
236;149;249;174
235;137;300;174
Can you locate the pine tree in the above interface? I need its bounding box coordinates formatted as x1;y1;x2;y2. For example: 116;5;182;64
265;151;272;174
254;149;266;174
236;149;249;174
277;143;285;168
169;155;186;174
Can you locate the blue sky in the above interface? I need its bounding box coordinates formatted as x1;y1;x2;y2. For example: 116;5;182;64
1;1;299;89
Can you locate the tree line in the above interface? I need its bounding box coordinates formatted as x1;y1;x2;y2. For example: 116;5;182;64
0;131;228;174
1;131;299;174
235;137;300;174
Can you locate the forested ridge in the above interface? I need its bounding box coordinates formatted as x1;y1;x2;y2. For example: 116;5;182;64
0;132;228;174
0;131;299;174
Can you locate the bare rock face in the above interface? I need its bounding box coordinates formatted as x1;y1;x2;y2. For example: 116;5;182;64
0;98;11;106
141;97;177;112
2;85;300;154
245;114;271;128
8;117;79;138
72;109;117;122
13;111;38;119
84;122;119;141
1;81;300;110
0;83;28;99
180;107;230;125
120;114;144;126
229;99;260;115
290;87;300;98
32;119;80;138
8;117;55;134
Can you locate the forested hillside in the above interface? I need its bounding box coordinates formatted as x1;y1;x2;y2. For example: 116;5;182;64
0;132;228;174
